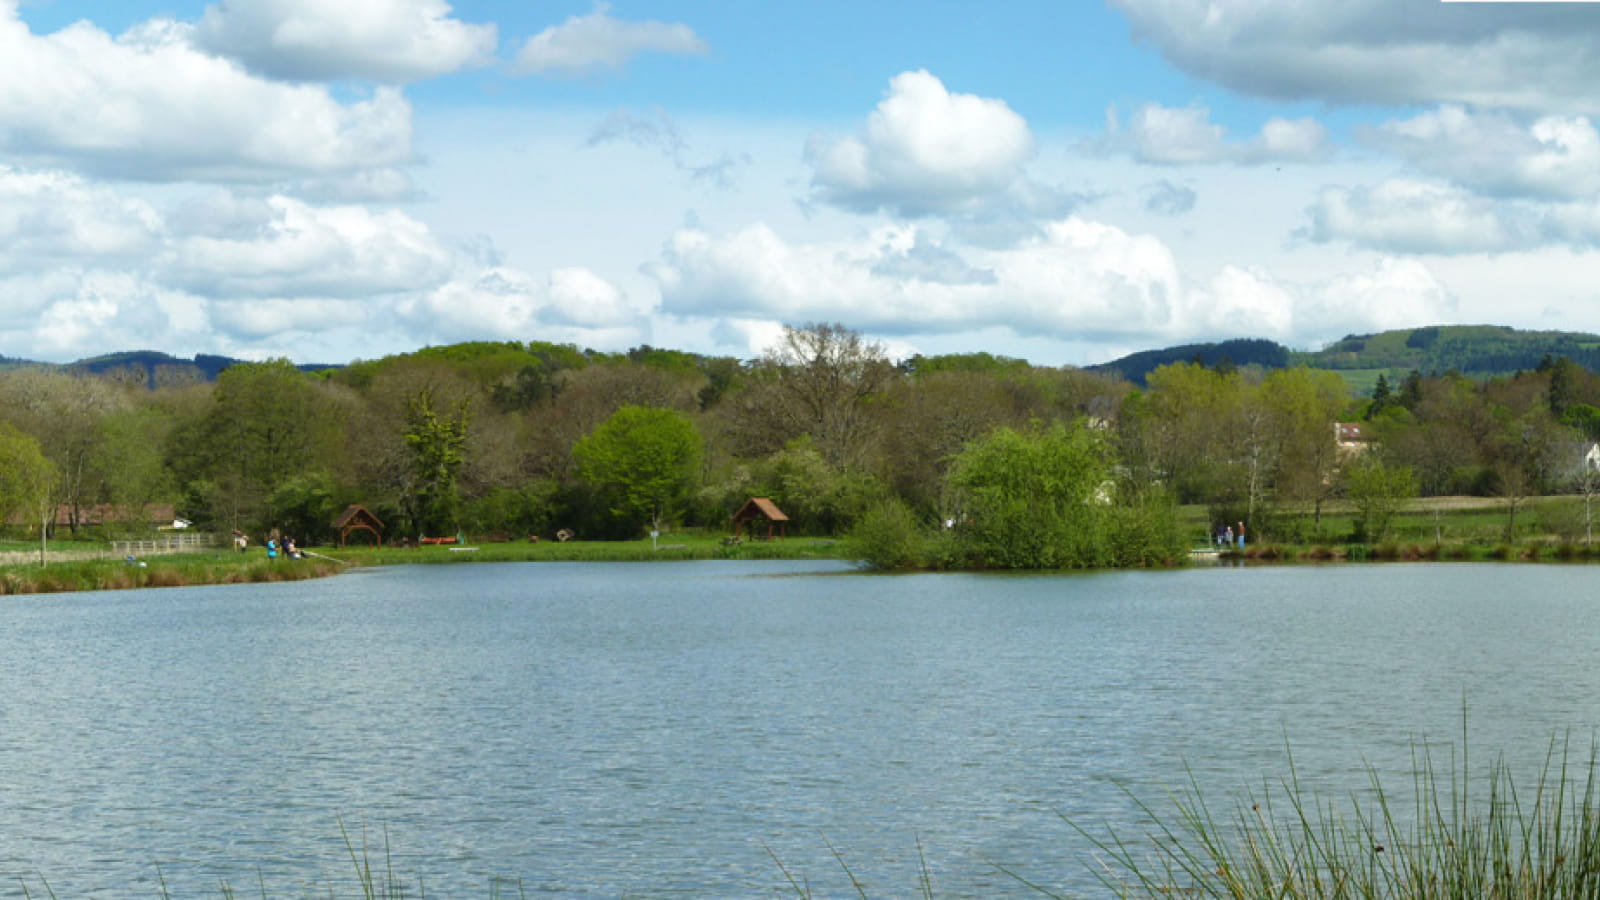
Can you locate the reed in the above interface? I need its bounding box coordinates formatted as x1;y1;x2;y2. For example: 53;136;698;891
1064;734;1600;900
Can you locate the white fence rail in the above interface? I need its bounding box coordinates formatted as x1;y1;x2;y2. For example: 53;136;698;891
0;533;218;568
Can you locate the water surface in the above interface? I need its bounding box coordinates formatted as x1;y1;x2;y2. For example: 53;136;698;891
0;561;1593;897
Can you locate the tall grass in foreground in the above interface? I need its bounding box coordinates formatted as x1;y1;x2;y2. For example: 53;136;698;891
1064;736;1600;900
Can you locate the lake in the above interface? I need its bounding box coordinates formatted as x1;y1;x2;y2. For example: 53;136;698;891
0;560;1596;897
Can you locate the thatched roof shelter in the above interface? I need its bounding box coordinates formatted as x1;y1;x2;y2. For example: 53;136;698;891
731;497;789;541
332;504;384;547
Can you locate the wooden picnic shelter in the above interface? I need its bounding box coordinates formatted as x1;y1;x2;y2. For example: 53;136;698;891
731;497;789;541
332;504;384;547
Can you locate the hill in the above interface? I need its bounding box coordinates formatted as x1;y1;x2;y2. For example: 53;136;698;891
1088;325;1600;387
1296;325;1600;374
0;350;338;386
1086;338;1291;384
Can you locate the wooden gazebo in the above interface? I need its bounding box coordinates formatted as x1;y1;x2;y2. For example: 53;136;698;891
332;504;384;547
731;497;789;541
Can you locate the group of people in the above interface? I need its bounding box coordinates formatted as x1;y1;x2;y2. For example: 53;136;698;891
264;537;302;560
232;530;302;559
1214;521;1246;550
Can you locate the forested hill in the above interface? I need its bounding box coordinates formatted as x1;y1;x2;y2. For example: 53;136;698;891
1089;325;1600;385
1297;325;1600;374
1086;338;1290;385
0;351;337;386
10;323;1600;390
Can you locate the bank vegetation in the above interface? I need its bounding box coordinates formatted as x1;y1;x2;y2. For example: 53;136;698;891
0;325;1598;570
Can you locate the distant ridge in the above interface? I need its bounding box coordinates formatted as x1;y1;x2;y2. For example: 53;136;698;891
6;324;1600;390
1088;325;1600;386
0;350;338;386
1087;338;1291;385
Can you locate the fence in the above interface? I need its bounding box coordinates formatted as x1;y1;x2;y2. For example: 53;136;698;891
0;533;217;568
108;532;217;559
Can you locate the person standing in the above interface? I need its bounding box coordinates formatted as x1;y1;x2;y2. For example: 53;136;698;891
1237;521;1246;550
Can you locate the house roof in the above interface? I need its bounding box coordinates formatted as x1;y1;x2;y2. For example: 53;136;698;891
6;503;177;527
731;497;789;522
1335;422;1371;443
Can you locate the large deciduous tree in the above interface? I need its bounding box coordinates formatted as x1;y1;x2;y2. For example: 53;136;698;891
945;422;1113;569
0;422;57;556
761;323;893;469
575;405;703;535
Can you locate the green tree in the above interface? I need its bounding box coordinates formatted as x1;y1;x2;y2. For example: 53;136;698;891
1344;457;1417;542
404;388;472;535
177;359;338;532
1365;373;1394;420
1264;367;1351;532
945;422;1112;569
0;422;58;560
575;405;703;534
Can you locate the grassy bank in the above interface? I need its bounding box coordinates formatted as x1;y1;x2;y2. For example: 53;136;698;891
0;550;346;595
331;532;845;565
1184;495;1600;563
0;533;845;595
1218;540;1600;563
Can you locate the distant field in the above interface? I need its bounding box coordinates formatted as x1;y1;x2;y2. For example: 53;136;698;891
1330;368;1391;397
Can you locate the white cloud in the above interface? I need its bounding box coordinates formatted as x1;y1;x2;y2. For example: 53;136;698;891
806;70;1043;218
208;297;371;339
195;0;496;83
0;270;210;358
1186;259;1455;348
1365;106;1600;200
0;7;414;182
1109;0;1600;114
646;218;1452;349
395;266;645;347
1302;179;1532;254
164;196;454;299
1104;103;1328;165
0;167;163;270
514;2;706;76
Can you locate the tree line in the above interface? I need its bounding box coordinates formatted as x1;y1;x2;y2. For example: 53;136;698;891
1;324;1598;566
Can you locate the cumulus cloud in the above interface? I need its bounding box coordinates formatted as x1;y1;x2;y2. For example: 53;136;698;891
0;270;210;359
806;70;1054;219
1302;179;1530;254
515;2;706;76
1364;106;1600;200
1300;177;1600;253
0;161;649;360
395;266;644;346
0;7;414;182
164;196;454;299
195;0;496;83
646;219;1455;349
0;167;164;270
1102;103;1328;165
1109;0;1600;114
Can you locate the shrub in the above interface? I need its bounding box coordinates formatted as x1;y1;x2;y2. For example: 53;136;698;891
847;498;926;570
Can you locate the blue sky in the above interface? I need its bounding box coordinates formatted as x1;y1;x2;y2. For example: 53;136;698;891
5;0;1600;366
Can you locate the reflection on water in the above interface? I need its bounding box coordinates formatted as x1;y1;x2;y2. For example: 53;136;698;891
0;561;1594;897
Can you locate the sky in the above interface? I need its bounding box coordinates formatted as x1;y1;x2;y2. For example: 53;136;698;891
5;0;1600;367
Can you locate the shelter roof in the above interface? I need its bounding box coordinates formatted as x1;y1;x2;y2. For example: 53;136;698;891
732;497;789;522
332;504;384;529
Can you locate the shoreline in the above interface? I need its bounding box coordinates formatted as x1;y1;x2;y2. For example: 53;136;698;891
5;535;1598;597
